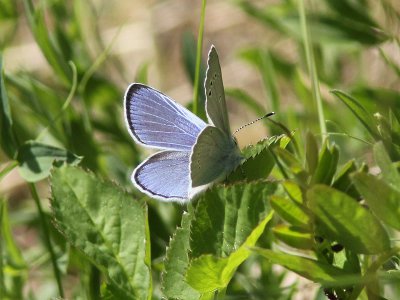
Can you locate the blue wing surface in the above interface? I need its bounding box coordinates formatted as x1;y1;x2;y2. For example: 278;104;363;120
125;84;207;151
132;150;191;202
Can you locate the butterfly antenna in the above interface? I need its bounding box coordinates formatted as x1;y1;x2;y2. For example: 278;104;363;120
233;112;275;135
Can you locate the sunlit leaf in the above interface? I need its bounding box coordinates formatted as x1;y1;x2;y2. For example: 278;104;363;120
50;165;151;299
17;140;81;182
308;185;390;254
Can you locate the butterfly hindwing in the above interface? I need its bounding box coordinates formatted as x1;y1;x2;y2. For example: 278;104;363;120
132;150;191;202
190;126;243;193
125;84;207;151
205;46;231;136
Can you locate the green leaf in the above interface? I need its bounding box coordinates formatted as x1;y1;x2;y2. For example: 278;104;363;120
162;211;200;299
352;172;400;231
237;1;386;45
270;196;309;228
373;141;400;187
252;248;357;285
186;210;274;293
50;165;151;299
190;182;276;258
0;55;17;158
22;0;71;85
0;199;27;299
227;137;279;183
17;140;81;182
282;180;303;203
305;131;318;174
331;90;380;139
273;225;313;250
274;147;307;181
332;160;358;195
308;185;390;254
311;141;339;185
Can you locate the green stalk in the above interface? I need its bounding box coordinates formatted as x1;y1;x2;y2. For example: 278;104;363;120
29;183;64;297
298;0;326;140
192;0;207;115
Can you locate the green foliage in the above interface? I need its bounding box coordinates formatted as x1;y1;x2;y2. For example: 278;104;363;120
50;165;151;299
1;0;400;299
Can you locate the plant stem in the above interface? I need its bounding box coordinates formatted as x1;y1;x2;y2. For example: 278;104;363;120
29;183;64;297
298;0;326;141
192;0;207;115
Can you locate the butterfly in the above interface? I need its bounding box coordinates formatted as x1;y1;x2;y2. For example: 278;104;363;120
124;46;243;202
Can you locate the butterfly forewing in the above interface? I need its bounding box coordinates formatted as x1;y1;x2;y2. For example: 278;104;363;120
205;46;231;136
125;84;207;151
133;150;191;202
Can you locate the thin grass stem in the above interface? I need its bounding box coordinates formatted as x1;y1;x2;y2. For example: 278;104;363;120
192;0;207;115
298;0;326;141
29;183;64;297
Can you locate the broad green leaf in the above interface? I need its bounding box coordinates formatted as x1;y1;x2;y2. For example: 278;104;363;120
352;172;400;231
17;140;81;182
50;165;151;299
0;56;17;158
190;182;276;257
273;225;313;250
311;141;339;185
270;196;309;228
186;211;274;293
331;90;380;139
373;142;400;187
0;199;27;299
162;211;199;300
252;248;358;285
308;185;390;254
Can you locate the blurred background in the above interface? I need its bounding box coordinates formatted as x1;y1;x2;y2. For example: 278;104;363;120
1;0;400;298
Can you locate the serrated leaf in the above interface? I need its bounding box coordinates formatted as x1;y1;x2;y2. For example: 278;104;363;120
252;248;358;285
0;56;17;158
17;140;81;182
273;225;313;250
162;212;199;300
227;137;281;183
190;182;276;257
308;185;390;254
270;196;309;228
50;165;151;299
186;210;274;293
352;172;400;231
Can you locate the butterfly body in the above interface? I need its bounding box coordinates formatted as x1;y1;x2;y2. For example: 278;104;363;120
125;46;242;202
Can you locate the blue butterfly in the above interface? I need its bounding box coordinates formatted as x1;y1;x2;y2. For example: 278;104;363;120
124;46;243;202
